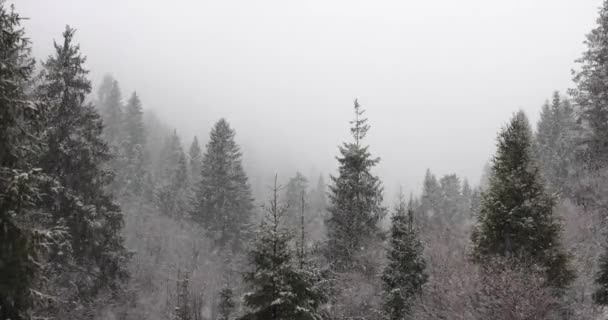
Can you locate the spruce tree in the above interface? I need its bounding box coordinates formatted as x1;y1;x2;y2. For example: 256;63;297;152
381;197;427;320
36;26;129;311
123;91;146;196
218;284;236;320
570;0;608;168
470;111;574;289
325;99;386;271
192;119;253;250
156;130;189;218
0;3;48;318
239;177;327;320
283;172;309;227
534;92;577;194
97;74;124;145
188;136;203;185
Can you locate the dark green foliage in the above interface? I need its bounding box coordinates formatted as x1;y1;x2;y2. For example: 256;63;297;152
382;198;427;320
239;177;328;320
36;26;129;312
218;284;236;320
192;119;253;250
471;111;574;290
594;243;608;306
0;3;38;318
325;100;386;271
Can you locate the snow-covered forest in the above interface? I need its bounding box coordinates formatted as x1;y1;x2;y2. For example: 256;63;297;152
6;1;608;319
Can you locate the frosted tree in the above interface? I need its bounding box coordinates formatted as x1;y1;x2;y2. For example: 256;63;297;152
283;171;309;228
470;111;574;290
534;92;577;195
97;74;123;145
382;196;427;320
192;119;253;250
188;136;203;185
325;99;386;271
36;26;129;317
239;177;327;320
156;130;189;218
0;3;64;318
122;91;146;196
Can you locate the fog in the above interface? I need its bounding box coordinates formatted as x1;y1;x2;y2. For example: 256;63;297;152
17;0;600;197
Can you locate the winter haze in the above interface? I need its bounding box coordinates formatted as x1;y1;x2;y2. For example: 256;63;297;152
16;0;600;198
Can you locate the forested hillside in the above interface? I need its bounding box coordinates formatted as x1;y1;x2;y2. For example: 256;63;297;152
4;1;608;319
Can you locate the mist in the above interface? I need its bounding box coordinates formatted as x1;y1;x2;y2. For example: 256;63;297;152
16;0;600;198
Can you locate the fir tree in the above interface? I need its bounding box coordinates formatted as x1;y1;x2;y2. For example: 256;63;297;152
239;176;327;320
325;99;386;271
36;26;129;312
381;196;427;320
570;0;608;169
470;111;574;289
188;136;203;185
534;92;577;194
283;172;309;227
0;3;47;318
97;74;123;145
156;130;189;218
192;119;253;250
218;283;236;320
594;244;608;306
123;91;146;196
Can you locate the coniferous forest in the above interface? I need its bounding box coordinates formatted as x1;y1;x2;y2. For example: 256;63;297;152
7;1;608;319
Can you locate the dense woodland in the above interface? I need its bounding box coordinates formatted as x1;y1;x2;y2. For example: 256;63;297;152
6;1;608;319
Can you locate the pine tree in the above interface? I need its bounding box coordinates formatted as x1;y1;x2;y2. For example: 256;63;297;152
239;176;327;320
0;3;50;318
218;283;236;320
156;130;189;218
570;0;608;169
594;244;608;306
534;92;577;194
36;26;129;313
283;172;309;227
123;91;146;196
325;99;386;271
470;111;574;290
97;74;123;145
192;119;253;250
382;196;427;320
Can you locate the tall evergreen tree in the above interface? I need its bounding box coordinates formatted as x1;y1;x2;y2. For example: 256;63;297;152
470;111;574;290
239;177;327;320
36;26;129;314
0;3;55;318
283;172;309;227
325;99;386;271
570;0;608;169
534;92;577;194
97;74;123;145
188;136;203;185
382;196;427;320
192;119;253;250
123;91;146;196
156;130;189;218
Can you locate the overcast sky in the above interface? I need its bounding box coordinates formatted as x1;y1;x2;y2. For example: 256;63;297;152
15;0;602;200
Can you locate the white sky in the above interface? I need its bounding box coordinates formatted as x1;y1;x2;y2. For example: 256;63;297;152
15;0;602;200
